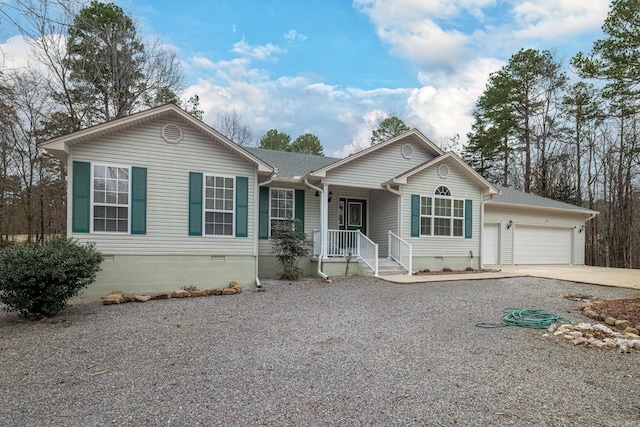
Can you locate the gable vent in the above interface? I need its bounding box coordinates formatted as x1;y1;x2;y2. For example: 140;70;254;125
162;123;183;144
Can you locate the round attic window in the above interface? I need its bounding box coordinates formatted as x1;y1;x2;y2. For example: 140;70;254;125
401;143;414;159
162;123;183;144
438;164;450;178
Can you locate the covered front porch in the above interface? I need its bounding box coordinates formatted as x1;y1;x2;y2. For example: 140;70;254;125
306;184;413;277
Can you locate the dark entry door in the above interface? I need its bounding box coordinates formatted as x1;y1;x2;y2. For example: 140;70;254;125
339;198;367;235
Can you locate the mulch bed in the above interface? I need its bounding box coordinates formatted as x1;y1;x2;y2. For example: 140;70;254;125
590;296;640;327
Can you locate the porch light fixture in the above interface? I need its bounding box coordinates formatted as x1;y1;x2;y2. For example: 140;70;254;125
579;225;585;233
506;220;513;229
314;190;333;202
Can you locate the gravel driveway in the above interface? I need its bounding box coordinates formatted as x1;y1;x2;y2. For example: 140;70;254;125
1;276;639;426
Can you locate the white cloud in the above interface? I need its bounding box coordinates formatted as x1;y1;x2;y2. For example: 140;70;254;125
513;0;609;39
284;30;308;42
407;57;504;143
191;56;217;69
231;37;285;60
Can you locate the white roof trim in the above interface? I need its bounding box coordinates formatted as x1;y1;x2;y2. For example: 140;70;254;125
484;200;599;216
305;128;444;178
41;104;274;173
385;152;500;195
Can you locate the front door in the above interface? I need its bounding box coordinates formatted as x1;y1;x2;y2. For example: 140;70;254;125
339;198;367;235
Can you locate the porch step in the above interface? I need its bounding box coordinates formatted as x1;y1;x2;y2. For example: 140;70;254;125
361;258;408;276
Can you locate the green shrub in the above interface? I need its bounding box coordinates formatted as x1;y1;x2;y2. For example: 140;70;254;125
269;219;312;280
0;237;103;319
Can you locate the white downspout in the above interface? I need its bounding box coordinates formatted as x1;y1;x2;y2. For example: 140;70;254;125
480;191;485;270
255;171;277;288
304;179;329;279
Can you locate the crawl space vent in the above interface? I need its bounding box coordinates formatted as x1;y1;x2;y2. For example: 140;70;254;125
162;123;183;144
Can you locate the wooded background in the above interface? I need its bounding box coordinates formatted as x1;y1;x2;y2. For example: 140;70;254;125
1;0;639;269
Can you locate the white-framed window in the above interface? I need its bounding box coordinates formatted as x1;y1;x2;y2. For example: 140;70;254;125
92;164;130;233
204;175;235;236
270;188;294;234
420;186;464;237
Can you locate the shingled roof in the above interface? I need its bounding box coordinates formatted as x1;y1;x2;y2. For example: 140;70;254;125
245;147;340;179
489;184;597;214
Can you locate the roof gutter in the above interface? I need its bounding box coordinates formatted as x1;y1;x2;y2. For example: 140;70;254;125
258;170;277;187
385;183;400;196
304;179;328;280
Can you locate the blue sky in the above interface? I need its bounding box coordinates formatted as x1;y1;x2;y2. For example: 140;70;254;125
1;0;611;157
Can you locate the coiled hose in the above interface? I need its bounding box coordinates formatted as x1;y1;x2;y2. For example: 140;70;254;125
476;308;573;329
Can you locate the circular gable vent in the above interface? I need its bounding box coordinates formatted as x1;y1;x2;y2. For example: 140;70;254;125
162;123;183;144
401;143;414;159
438;164;450;178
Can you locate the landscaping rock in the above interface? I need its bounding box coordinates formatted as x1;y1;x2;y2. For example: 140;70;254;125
103;292;124;305
171;290;189;298
149;292;170;300
190;290;207;297
604;317;616;326
548;322;640;352
210;288;224;296
615;319;630;330
222;288;237;295
102;296;122;305
132;295;152;302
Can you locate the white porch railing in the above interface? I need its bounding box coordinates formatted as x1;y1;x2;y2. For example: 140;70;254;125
327;229;358;257
315;229;379;276
358;231;379;276
388;231;412;275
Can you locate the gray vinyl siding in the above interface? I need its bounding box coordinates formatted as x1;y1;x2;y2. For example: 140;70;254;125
401;159;483;258
323;142;435;188
69;118;257;256
484;204;587;265
369;190;398;255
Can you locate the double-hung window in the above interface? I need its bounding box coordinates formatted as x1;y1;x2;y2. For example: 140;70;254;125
270;188;294;234
204;175;234;236
93;165;130;233
188;172;247;238
420;186;464;237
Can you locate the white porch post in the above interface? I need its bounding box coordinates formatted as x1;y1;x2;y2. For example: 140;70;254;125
321;183;329;258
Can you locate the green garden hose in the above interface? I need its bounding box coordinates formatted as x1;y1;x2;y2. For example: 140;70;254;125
476;308;573;329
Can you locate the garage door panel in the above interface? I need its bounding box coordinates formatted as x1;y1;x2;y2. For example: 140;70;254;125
483;223;498;264
514;226;571;264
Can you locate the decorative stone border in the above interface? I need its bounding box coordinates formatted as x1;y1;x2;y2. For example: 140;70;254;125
545;323;640;352
580;300;639;335
102;281;243;305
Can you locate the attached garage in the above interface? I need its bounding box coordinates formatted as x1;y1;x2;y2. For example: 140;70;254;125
513;226;572;264
482;185;597;266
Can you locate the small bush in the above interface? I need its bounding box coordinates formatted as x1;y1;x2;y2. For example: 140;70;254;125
269;219;312;280
0;237;103;319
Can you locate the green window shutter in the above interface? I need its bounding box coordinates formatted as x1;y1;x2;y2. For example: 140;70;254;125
258;186;270;239
464;199;473;239
131;167;147;234
235;176;248;237
411;194;420;237
189;172;203;236
294;189;305;233
72;161;91;233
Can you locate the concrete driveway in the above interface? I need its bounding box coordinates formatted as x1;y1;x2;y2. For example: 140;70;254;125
383;265;640;290
488;265;640;290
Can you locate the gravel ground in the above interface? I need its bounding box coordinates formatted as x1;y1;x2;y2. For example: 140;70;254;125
1;276;639;427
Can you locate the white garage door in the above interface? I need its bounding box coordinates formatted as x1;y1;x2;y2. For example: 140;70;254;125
514;226;572;264
482;223;499;264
